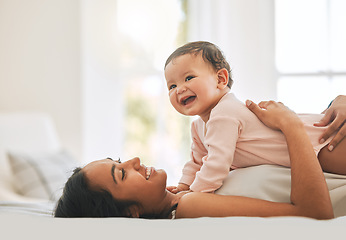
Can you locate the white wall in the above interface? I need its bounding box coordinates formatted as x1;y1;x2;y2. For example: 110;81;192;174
0;0;125;163
0;0;82;160
187;0;276;102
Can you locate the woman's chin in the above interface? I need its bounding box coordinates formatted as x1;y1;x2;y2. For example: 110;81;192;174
157;169;168;187
160;169;167;180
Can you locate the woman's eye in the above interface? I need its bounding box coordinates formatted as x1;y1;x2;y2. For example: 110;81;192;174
121;168;125;180
169;84;177;90
107;157;121;163
185;76;194;81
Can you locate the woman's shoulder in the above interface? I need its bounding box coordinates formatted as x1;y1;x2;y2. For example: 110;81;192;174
175;192;205;218
175;192;237;218
176;191;230;218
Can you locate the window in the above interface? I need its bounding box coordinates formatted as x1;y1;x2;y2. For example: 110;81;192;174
116;0;190;185
275;0;346;113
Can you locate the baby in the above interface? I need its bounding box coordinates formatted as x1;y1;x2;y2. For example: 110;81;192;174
164;41;346;193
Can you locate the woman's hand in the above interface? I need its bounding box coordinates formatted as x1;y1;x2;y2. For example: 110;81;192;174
314;95;346;151
246;100;302;132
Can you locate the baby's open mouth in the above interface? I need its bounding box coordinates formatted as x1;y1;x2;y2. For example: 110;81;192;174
182;96;196;105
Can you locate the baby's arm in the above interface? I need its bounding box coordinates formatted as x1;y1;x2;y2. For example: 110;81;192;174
168;121;206;193
189;116;240;192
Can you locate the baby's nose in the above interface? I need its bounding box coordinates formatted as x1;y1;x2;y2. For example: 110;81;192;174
176;85;186;94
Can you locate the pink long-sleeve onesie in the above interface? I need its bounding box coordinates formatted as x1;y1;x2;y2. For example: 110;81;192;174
179;92;332;192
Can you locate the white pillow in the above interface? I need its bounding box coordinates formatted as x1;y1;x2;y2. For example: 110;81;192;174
7;150;77;201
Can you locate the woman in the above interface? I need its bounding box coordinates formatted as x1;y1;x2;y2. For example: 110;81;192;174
54;97;346;219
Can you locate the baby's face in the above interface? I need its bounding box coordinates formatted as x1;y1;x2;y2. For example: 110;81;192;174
164;53;224;121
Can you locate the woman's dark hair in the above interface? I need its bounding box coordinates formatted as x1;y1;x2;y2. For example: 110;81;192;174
54;167;173;219
165;41;233;89
54;168;137;218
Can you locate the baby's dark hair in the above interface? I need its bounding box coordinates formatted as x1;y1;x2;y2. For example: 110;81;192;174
165;41;233;89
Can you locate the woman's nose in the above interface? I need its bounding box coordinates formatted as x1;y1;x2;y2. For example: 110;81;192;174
127;157;141;170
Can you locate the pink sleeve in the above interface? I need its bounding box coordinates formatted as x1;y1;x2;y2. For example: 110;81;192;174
189;115;240;192
179;121;207;186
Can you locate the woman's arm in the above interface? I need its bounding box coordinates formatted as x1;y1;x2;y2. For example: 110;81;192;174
176;101;334;220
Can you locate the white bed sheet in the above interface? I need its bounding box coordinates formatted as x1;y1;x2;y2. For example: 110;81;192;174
1;212;345;240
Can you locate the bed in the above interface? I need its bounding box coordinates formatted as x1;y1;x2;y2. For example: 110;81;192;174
0;112;345;240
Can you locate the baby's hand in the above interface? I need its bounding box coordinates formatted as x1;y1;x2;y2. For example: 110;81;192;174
166;186;177;193
166;183;190;194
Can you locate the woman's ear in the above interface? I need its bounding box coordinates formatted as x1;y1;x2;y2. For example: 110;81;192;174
216;68;229;89
127;205;140;218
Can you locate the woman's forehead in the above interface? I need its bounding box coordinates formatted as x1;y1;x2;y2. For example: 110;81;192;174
85;158;113;168
83;159;115;187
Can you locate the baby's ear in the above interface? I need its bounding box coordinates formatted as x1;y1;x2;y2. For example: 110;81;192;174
217;68;229;89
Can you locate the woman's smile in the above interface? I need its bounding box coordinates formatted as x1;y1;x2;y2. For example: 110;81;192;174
145;166;155;180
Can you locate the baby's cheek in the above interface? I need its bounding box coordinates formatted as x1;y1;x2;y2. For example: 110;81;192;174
169;95;177;106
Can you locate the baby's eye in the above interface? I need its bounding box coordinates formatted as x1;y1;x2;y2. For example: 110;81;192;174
169;84;177;90
185;76;194;81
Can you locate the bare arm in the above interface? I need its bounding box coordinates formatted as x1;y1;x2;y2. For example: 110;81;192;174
176;101;334;220
314;95;346;151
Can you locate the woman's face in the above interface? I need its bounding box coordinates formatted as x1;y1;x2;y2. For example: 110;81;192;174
83;157;168;215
